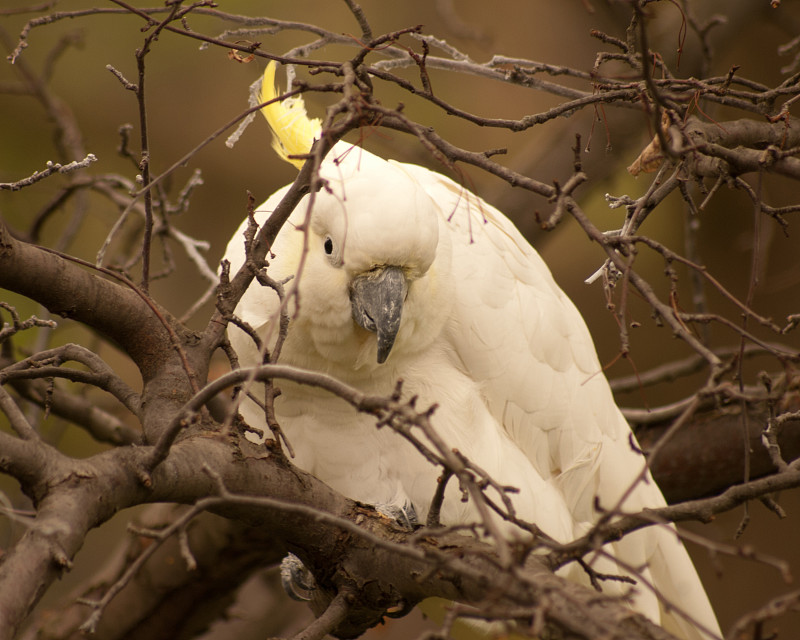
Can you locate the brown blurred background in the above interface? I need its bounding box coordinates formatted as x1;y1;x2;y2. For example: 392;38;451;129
2;0;800;637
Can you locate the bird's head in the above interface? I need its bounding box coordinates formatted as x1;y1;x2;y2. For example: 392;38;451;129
302;149;442;365
247;62;451;369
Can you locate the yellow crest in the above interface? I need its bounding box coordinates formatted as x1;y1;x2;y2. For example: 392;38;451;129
260;62;322;170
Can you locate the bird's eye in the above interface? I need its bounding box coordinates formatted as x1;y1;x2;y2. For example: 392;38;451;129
324;237;334;255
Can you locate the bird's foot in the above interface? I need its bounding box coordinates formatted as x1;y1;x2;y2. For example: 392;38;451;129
280;503;416;602
280;552;317;602
375;501;419;531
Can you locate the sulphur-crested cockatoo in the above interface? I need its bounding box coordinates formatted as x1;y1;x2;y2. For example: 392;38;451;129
223;62;720;639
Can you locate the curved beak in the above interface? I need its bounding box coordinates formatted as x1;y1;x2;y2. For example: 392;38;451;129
350;265;408;364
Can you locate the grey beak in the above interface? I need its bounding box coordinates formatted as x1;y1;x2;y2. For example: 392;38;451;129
350;266;408;363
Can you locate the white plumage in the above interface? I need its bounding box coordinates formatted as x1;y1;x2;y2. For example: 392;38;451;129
224;63;720;639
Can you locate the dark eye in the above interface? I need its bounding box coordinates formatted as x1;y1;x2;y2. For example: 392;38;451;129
324;237;333;255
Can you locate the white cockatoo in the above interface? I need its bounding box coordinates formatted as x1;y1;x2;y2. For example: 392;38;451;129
223;62;721;639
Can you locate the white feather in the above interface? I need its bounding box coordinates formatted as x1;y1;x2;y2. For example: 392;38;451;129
223;68;721;639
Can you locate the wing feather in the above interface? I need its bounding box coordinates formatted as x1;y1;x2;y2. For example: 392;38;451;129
391;159;720;638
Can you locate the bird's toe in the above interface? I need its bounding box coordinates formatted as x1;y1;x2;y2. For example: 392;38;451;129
280;553;316;601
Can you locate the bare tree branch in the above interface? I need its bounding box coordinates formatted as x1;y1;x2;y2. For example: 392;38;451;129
3;3;800;639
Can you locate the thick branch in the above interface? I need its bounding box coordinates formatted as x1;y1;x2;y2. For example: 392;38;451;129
0;429;686;640
642;406;800;503
0;220;211;443
0;221;171;380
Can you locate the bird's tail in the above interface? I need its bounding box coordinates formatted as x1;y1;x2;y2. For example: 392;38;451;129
259;61;322;170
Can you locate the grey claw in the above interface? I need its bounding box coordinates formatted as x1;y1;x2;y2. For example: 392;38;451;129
375;501;418;531
280;553;316;601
